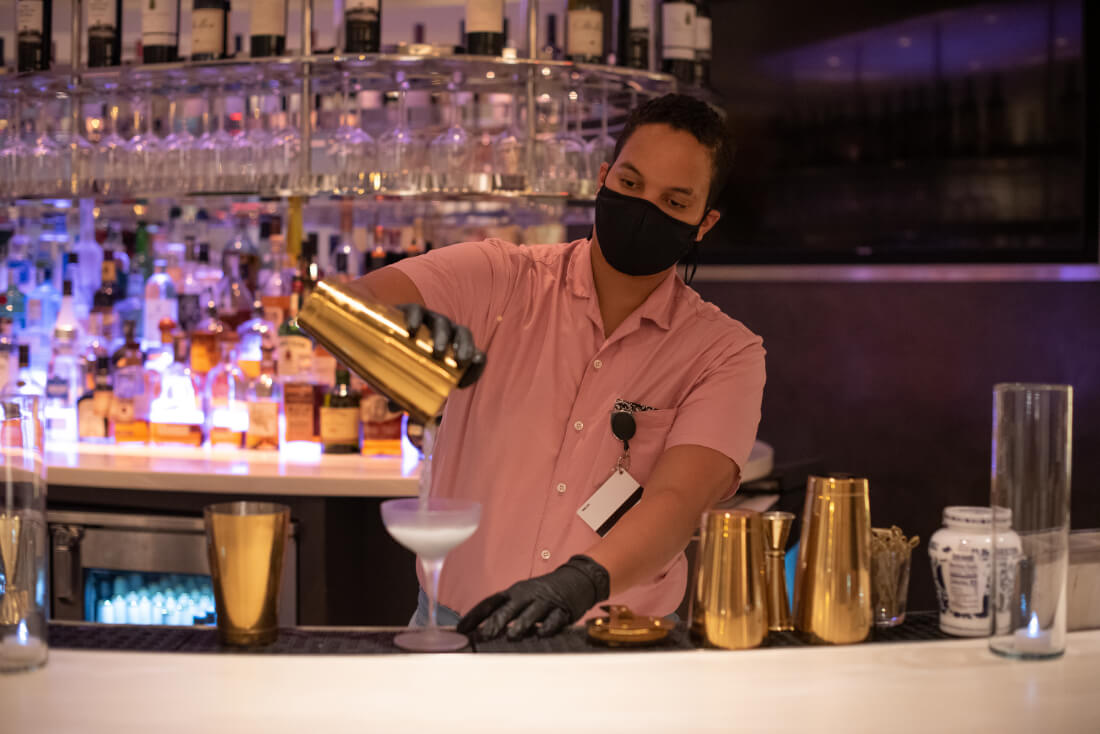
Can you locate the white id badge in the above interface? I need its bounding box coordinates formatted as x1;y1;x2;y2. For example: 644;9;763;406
577;469;644;537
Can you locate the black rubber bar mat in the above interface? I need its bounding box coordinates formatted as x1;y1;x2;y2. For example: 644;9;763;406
48;611;954;655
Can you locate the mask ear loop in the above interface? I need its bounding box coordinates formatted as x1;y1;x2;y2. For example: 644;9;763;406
682;241;700;286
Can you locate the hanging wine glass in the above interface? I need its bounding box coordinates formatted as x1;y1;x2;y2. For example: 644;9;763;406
94;91;129;197
161;90;197;194
0;95;30;198
586;79;616;188
196;84;234;192
559;87;591;197
65;98;96;198
27;95;65;197
334;74;377;194
377;76;425;194
428;76;472;192
267;82;300;192
492;84;527;192
124;91;164;193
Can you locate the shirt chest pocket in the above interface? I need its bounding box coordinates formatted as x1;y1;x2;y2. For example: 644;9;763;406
596;408;678;489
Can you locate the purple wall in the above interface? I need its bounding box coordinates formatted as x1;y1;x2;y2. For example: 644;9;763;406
695;278;1100;610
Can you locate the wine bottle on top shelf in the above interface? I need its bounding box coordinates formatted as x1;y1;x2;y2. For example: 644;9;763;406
465;0;504;56
661;0;696;84
618;0;649;70
345;0;381;54
16;0;52;72
566;0;604;64
142;0;180;64
191;0;229;61
694;0;711;87
251;0;287;57
542;13;562;60
87;0;123;68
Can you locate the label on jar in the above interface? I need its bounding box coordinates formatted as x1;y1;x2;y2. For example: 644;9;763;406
283;382;316;442
661;2;695;60
247;401;279;449
251;0;287;36
191;8;224;56
946;552;986;614
142;0;179;46
465;0;503;34
320;406;359;443
567;9;603;57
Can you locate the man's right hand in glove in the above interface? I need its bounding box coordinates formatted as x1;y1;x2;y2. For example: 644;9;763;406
395;303;487;388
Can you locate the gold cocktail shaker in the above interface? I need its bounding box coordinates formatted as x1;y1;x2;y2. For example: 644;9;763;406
793;475;872;644
296;280;470;424
690;509;768;650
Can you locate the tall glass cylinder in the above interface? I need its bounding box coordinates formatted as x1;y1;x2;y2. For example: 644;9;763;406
0;395;48;672
990;383;1073;660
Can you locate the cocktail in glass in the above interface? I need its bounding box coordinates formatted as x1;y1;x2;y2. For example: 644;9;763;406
381;498;480;652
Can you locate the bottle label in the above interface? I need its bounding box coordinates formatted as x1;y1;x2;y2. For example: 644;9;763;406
190;337;216;375
321;406;359;443
252;0;287;37
466;0;504;34
17;1;44;37
88;0;118;38
278;334;313;378
567;9;603;58
114;418;150;444
346;0;380;18
312;350;337;387
143;299;178;346
142;0;179;46
661;2;696;60
151;422;203;446
0;354;11;387
78;398;108;439
695;16;711;52
247;401;279;447
283;382;316;442
191;8;225;56
93;388;113;418
261;295;289;328
630;0;650;30
26;299;42;325
101;259;118;284
210;427;244;446
46;376;70;400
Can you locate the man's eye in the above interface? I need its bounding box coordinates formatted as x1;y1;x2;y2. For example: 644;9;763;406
620;178;637;189
667;199;687;210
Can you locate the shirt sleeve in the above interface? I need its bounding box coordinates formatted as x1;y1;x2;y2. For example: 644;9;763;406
388;239;519;345
663;331;766;495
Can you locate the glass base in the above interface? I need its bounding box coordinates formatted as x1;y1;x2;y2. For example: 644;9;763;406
990;644;1065;661
874;612;907;628
394;628;469;652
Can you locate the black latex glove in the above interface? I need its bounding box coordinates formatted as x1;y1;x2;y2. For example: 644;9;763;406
395;303;487;388
457;555;610;641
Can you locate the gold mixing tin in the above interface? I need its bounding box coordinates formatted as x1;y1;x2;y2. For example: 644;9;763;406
586;605;672;646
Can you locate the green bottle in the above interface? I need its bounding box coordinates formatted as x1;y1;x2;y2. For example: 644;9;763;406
320;366;361;454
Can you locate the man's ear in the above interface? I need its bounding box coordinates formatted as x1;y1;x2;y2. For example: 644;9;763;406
696;209;721;241
597;162;610;189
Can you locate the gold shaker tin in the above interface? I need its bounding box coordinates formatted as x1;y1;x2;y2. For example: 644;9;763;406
690;509;768;650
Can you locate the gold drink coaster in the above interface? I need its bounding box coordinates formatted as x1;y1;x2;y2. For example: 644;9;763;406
586;604;672;647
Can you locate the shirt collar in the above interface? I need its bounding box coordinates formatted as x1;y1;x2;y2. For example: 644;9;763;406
567;238;678;332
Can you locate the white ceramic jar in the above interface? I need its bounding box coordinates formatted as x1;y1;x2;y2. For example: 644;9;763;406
929;506;1022;636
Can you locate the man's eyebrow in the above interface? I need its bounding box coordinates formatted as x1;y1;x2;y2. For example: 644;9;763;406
619;161;696;196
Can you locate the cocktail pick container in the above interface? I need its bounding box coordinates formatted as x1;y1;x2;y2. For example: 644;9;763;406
762;511;795;632
296;279;469;424
793;475;872;644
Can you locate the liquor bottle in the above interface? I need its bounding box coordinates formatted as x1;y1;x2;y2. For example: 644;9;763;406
223;217;260;293
180;240;221;332
618;0;649;70
142;0;180;63
88;0;123;67
259;250;290;327
191;0;228;61
0;344;43;398
465;0;504;56
3;264;27;330
72;234;103;304
236;300;275;380
215;255;254;331
150;333;205;446
541;13;562;60
320;366;361;454
77;355;112;444
45;322;83;443
345;0;381;54
190;299;227;376
23;263;57;375
661;0;696;84
102;223;130;299
82;309;111;394
566;0;604;64
143;260;179;351
144;318;177;374
0;319;14;390
205;338;248;448
693;0;710;87
277;276;312;380
111;331;150;444
251;0;287;57
360;383;403;456
16;0;51;72
91;263;120;348
245;346;280;450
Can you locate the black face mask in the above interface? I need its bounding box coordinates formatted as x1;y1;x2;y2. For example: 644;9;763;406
594;186;706;277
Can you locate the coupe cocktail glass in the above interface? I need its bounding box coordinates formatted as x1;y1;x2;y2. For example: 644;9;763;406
381;498;481;652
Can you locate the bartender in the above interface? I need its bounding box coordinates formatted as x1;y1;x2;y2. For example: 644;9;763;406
350;93;765;640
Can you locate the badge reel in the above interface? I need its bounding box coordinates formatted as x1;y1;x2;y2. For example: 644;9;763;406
577;411;645;537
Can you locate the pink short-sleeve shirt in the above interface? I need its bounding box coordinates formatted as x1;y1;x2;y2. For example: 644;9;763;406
391;238;765;617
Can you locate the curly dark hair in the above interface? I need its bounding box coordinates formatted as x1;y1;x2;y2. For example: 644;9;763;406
611;93;734;209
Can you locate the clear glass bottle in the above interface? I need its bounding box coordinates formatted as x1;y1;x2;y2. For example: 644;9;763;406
111;320;144;371
77;354;112;443
110;341;151;445
222;216;260;293
215;253;254;331
204;338;248;448
245;345;281;451
320;366;361;454
45;326;83;443
24;262;58;375
149;333;205;446
190;298;227;377
143;259;179;351
236;300;276;380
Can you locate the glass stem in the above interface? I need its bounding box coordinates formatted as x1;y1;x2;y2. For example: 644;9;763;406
421;556;444;630
167;99;177;137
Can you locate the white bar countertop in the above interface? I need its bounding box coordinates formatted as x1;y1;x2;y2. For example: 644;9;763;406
3;630;1098;733
44;440;775;498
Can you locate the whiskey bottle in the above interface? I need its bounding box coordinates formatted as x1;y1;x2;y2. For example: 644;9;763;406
245;346;280;450
320;366;361;454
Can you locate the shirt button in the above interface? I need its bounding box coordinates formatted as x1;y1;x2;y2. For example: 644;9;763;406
540;550;551;561
574;420;584;431
593;359;603;370
556;483;567;494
